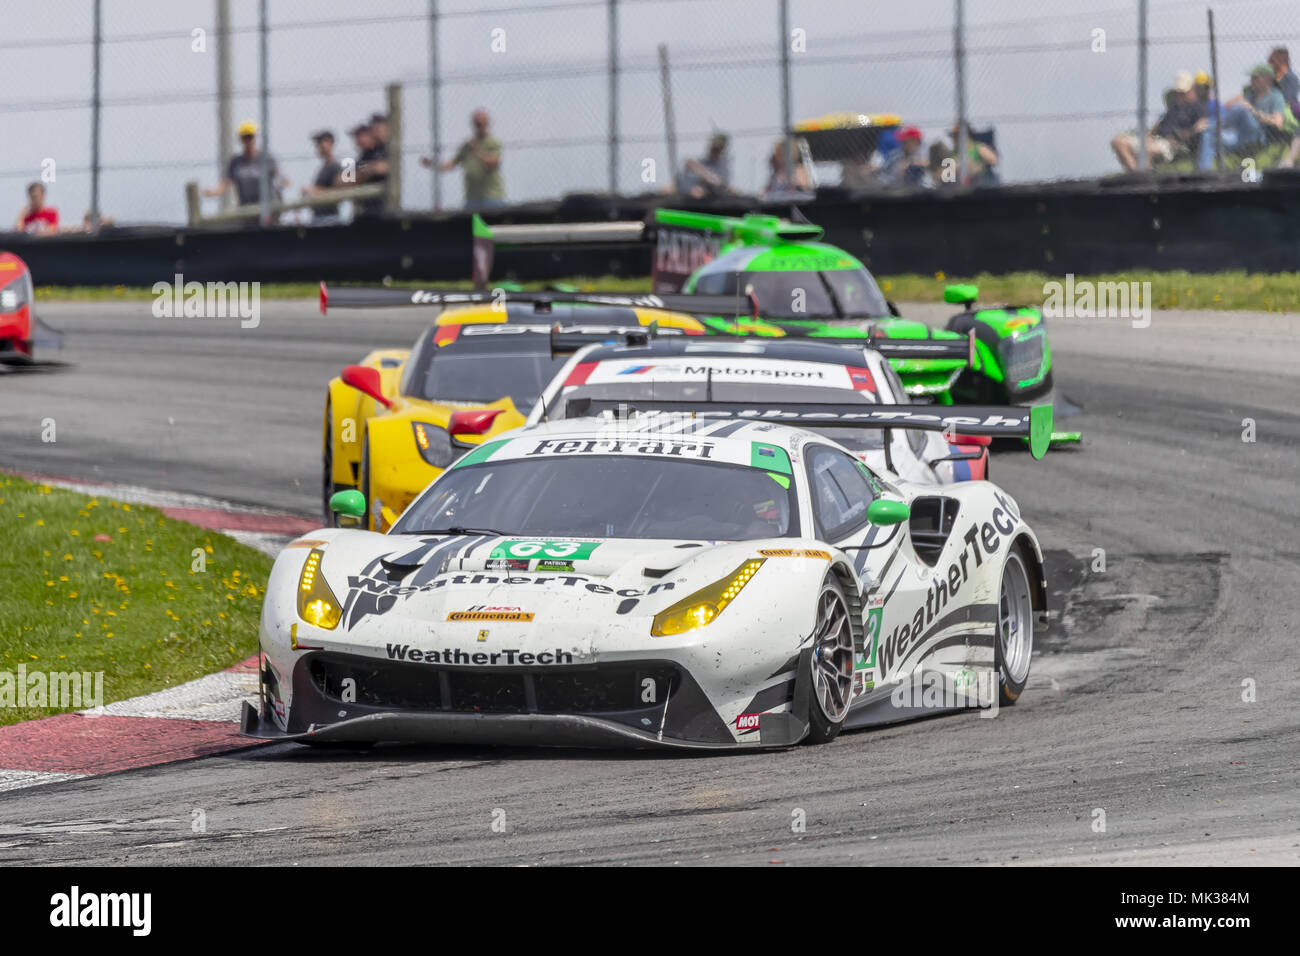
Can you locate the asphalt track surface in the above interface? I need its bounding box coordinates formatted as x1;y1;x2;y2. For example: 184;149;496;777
1;301;1298;865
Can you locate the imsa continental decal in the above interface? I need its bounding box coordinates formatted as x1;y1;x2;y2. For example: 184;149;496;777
447;606;535;622
758;548;831;560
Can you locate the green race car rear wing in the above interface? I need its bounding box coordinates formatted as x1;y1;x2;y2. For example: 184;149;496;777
732;329;976;364
652;209;824;245
563;399;1054;461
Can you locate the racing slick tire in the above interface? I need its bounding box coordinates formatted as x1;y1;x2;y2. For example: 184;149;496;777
994;547;1035;706
804;574;855;744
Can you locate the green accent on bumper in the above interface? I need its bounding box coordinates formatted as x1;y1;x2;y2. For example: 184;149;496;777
972;306;1043;339
471;213;493;239
452;438;509;468
751;442;792;474
1028;405;1053;460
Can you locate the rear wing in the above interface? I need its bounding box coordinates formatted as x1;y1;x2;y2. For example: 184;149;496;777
433;321;655;357
737;330;974;364
548;326;650;357
563;399;1053;460
319;282;749;319
319;282;971;361
464;209;814;294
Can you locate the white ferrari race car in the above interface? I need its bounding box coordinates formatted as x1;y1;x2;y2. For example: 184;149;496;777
243;407;1051;749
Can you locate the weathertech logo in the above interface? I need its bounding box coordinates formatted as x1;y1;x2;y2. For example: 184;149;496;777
386;644;574;666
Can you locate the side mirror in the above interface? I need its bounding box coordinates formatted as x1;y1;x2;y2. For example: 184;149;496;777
867;498;910;525
943;283;979;308
340;365;392;408
328;489;366;519
448;408;504;445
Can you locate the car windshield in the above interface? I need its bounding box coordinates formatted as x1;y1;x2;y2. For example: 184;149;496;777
393;454;800;540
411;348;569;414
693;267;889;319
555;381;885;449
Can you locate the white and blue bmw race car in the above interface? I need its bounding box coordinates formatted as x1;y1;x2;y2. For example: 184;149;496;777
528;336;994;486
243;405;1052;749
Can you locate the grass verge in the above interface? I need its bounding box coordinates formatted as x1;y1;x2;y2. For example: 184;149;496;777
880;271;1300;313
33;270;1300;312
0;474;270;726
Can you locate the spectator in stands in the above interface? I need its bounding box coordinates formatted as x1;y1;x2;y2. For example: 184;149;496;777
1269;48;1300;112
204;120;285;206
1269;48;1300;168
876;126;931;187
344;121;387;215
762;139;813;200
1112;72;1205;171
1200;64;1289;168
301;130;343;223
369;112;391;151
951;122;1000;185
358;114;390;185
423;109;505;211
14;182;58;234
678;133;735;199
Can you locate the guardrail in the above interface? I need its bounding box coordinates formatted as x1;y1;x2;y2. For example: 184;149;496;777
184;83;402;227
9;172;1300;286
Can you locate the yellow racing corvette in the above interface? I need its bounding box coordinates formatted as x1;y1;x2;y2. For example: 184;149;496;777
320;289;710;531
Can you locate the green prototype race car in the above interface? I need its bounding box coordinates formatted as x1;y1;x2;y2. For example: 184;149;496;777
658;209;1062;414
471;207;1080;443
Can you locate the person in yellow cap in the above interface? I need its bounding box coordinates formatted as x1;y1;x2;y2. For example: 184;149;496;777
204;120;287;207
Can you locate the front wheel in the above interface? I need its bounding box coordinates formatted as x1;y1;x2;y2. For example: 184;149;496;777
995;549;1035;705
804;575;855;744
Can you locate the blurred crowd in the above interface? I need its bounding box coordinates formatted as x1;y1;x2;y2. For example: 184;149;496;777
1110;48;1300;173
12;49;1298;234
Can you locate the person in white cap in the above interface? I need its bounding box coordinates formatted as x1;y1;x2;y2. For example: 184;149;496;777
1110;71;1205;172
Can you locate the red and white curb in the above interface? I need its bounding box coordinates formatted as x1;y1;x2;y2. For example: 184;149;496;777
0;656;264;792
2;474;321;793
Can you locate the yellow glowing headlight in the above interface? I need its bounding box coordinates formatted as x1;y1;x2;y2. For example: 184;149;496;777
650;559;765;636
297;548;342;630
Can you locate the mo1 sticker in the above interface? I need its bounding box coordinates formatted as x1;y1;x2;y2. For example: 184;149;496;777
490;540;601;561
856;605;882;671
